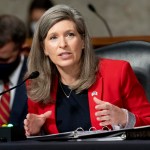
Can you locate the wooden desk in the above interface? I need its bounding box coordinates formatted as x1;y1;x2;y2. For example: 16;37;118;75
91;36;150;48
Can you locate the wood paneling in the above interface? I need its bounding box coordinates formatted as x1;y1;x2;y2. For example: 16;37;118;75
22;36;150;55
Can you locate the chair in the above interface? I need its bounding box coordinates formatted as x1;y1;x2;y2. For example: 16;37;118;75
95;40;150;102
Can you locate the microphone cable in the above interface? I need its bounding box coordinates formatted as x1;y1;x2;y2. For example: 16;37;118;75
88;3;113;37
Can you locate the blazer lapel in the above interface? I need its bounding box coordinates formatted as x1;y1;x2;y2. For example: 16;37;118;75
88;72;103;130
9;57;27;127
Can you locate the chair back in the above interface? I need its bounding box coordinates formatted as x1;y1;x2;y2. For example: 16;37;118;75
95;40;150;101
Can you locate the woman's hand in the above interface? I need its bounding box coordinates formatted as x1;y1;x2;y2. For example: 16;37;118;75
24;111;52;136
93;97;127;128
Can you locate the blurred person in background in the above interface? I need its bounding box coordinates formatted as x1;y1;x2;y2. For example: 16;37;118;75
0;14;28;128
27;0;54;38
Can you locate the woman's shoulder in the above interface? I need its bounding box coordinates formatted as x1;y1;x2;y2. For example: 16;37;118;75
98;58;132;75
99;57;130;66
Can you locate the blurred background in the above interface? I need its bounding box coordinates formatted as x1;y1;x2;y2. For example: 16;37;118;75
0;0;150;38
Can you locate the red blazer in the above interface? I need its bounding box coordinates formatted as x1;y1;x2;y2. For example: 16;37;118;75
28;58;150;134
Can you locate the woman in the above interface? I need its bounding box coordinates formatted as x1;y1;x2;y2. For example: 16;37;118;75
24;4;150;136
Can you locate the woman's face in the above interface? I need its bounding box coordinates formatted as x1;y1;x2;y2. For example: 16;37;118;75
44;20;84;70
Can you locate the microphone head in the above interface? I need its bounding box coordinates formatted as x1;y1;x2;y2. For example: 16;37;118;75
88;3;96;13
28;71;40;79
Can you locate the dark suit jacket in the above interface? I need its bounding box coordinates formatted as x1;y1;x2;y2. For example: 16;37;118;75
9;57;27;128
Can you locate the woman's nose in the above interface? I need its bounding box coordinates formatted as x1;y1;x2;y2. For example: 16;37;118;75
59;37;67;48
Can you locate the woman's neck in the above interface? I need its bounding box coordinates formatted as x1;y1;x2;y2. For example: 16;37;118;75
57;65;80;86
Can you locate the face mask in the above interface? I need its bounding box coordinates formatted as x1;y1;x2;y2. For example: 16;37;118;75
30;21;37;34
0;56;20;80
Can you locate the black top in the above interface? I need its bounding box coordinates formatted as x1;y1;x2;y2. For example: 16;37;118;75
56;82;91;132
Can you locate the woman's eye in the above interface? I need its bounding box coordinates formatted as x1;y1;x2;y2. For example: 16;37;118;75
67;33;75;37
50;36;57;40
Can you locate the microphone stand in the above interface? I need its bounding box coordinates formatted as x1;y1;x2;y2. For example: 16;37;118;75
0;71;39;96
0;78;28;96
88;4;113;37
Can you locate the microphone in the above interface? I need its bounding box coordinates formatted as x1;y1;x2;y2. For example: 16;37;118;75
87;3;113;37
0;71;39;96
27;71;39;79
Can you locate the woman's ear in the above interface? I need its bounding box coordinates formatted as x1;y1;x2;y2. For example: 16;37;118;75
44;48;48;56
